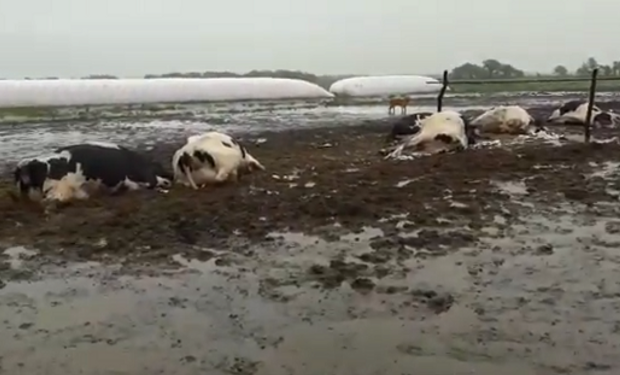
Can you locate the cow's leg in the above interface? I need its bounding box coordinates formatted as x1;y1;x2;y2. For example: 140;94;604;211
184;170;199;190
73;187;90;200
228;169;239;182
247;157;265;171
215;168;231;183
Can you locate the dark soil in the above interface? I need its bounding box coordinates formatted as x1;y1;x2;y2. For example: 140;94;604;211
1;121;620;269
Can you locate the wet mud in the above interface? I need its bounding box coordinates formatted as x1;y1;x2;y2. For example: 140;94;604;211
2;101;620;374
3;91;620;166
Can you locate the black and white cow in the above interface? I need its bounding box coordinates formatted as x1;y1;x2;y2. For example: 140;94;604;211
172;131;265;189
548;100;615;126
14;141;172;202
386;110;477;158
471;105;544;134
386;112;433;142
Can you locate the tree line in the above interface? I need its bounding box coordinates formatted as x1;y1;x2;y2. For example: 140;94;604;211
11;57;620;85
449;57;620;80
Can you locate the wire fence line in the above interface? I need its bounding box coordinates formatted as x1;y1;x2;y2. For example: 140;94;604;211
447;75;620;85
436;69;603;143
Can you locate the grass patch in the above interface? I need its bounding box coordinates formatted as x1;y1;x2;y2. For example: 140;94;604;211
451;79;620;94
0;107;59;118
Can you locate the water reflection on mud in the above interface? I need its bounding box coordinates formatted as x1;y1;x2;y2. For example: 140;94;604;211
2;204;620;374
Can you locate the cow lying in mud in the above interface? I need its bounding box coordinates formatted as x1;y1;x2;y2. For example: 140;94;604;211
470;105;546;135
172;131;265;189
14;142;172;202
385;110;477;158
386;112;433;143
467;105;565;141
548;100;617;127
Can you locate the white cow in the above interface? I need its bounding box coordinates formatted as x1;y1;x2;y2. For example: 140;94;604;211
471;105;539;134
173;131;265;189
386;110;474;159
14;142;172;202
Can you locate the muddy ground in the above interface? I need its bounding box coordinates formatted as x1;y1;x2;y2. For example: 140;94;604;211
0;119;616;270
2;102;620;374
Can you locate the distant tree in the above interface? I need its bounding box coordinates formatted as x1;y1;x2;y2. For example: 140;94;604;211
587;57;599;70
158;72;187;78
449;62;488;80
81;74;118;79
482;59;503;77
612;61;620;76
576;64;589;75
553;65;569;76
24;58;620;85
450;60;523;80
600;65;613;76
201;71;240;78
576;57;599;76
496;63;525;79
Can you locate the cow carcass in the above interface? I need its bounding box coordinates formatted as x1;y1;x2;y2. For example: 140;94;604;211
386;110;476;159
14;142;172;202
471;105;541;134
548;100;616;127
386;112;433;143
173;131;265;189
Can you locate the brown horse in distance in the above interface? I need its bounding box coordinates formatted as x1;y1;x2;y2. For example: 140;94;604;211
388;96;410;115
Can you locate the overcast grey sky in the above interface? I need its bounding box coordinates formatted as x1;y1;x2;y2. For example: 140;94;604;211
0;0;615;78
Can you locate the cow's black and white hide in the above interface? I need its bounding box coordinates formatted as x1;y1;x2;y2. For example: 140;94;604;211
386;112;433;143
173;131;265;189
470;105;544;135
14;141;173;202
548;100;617;127
386;110;476;158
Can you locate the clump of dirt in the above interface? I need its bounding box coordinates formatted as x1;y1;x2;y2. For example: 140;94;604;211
367;230;478;260
0;123;619;268
308;259;370;289
410;287;455;314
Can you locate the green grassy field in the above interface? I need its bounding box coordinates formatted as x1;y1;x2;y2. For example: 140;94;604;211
0;107;60;118
449;76;620;94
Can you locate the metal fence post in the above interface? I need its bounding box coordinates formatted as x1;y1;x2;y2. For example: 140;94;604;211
584;68;599;143
437;70;449;112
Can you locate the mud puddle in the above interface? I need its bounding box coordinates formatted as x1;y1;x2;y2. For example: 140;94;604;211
3;196;620;374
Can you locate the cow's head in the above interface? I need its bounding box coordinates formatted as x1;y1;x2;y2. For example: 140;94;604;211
14;159;49;201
